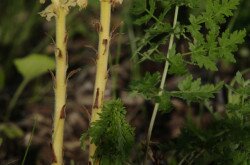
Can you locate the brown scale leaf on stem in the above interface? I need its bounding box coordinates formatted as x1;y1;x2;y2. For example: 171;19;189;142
64;30;69;64
102;69;109;91
48;69;56;89
106;68;111;79
50;142;57;163
93;88;100;108
45;32;56;46
64;32;68;45
56;48;63;58
60;104;66;119
100;71;108;103
45;32;64;60
102;38;108;55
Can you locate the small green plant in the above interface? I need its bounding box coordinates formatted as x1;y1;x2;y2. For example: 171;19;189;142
162;71;250;164
130;0;246;163
1;54;53;163
82;99;134;165
5;54;55;120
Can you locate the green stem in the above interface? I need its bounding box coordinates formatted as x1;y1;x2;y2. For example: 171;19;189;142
5;78;29;121
145;8;164;25
144;6;179;164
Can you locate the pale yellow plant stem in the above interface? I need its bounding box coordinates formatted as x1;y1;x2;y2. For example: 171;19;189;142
52;4;67;165
89;0;111;164
144;6;179;164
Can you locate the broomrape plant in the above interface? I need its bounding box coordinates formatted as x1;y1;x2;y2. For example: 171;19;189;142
40;0;134;164
81;0;134;164
88;0;113;162
40;0;87;164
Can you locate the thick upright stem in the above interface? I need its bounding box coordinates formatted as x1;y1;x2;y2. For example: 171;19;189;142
52;7;67;165
145;6;179;163
89;1;111;164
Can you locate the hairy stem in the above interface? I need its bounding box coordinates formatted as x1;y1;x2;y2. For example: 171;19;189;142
145;6;179;163
89;1;111;164
52;5;67;165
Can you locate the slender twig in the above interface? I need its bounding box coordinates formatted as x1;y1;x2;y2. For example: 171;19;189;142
144;6;179;164
145;8;164;25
